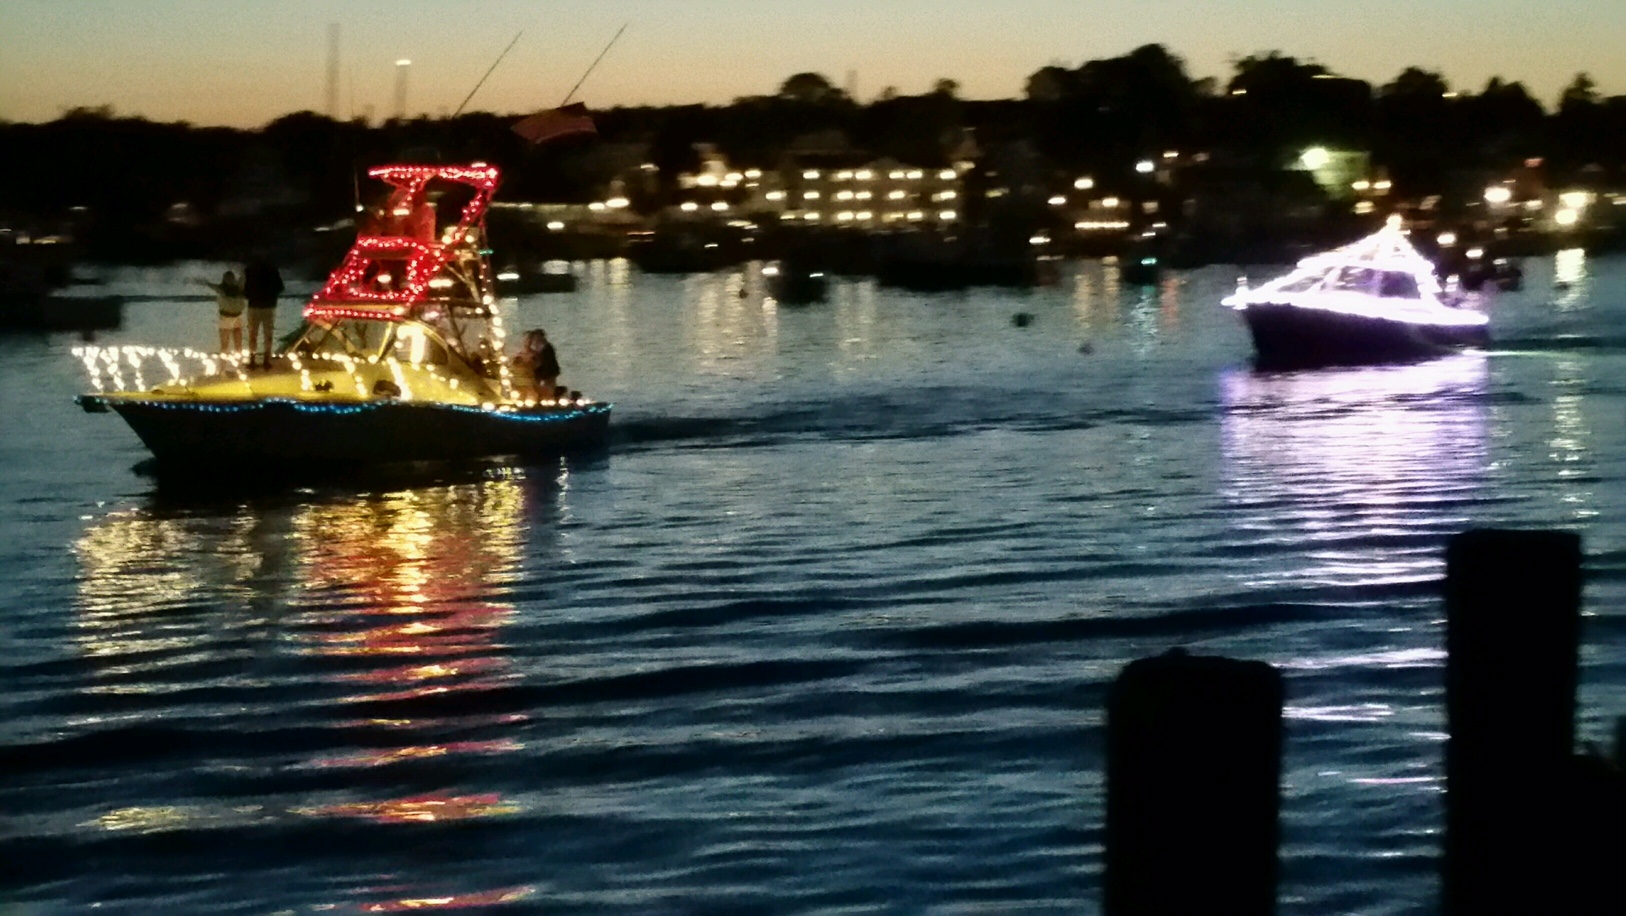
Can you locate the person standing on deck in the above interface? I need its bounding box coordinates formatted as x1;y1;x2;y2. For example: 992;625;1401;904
242;256;285;368
199;268;246;355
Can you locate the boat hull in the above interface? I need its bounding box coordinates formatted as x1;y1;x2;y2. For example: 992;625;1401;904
768;273;828;304
1241;302;1489;369
82;396;611;468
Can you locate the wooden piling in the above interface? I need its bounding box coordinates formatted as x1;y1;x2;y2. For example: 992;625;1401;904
1105;649;1283;916
1442;529;1582;915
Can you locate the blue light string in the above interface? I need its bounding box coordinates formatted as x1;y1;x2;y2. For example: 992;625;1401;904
78;395;612;424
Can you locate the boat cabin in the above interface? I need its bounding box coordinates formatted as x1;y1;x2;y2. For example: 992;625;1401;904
289;310;506;381
1273;265;1425;301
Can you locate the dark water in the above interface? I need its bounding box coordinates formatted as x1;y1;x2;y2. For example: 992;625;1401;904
4;253;1625;912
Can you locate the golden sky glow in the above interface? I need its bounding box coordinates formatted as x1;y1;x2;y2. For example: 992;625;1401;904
2;0;1622;127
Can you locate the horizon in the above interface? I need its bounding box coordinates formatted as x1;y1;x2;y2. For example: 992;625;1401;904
3;0;1624;129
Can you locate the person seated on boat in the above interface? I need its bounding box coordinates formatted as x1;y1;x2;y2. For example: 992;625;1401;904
531;328;561;398
198;268;247;355
510;329;562;400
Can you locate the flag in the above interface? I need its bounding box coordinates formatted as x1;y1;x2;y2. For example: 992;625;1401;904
512;103;596;145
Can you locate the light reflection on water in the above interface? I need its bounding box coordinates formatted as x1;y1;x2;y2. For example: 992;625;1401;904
1220;354;1489;589
72;467;563;839
10;253;1626;911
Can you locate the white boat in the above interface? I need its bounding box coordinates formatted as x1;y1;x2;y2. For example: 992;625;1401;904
1223;217;1489;368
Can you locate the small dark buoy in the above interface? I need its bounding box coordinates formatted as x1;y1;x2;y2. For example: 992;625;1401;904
1012;312;1033;327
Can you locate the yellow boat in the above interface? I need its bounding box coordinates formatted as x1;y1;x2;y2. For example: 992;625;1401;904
74;163;610;469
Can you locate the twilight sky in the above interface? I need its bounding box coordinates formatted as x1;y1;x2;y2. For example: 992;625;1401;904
2;0;1621;128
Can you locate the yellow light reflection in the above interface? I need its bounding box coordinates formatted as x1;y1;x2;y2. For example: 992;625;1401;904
73;468;560;834
359;885;535;911
294;792;518;824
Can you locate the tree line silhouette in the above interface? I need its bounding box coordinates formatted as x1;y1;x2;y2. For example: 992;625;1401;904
2;45;1622;260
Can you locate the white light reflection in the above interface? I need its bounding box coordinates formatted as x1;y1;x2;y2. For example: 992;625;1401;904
1220;353;1489;591
1553;247;1586;311
1285;703;1395;723
1548;353;1595;521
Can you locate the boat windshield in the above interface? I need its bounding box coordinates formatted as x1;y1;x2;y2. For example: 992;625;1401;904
1326;267;1378;292
1377;271;1420;298
389;323;451;366
1277;274;1324;294
292;317;480;372
292;318;392;360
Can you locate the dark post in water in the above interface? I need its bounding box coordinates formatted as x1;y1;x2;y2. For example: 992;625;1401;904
1105;649;1283;916
1442;529;1582;915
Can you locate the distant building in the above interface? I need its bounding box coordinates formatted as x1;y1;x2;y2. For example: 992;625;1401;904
775;155;966;229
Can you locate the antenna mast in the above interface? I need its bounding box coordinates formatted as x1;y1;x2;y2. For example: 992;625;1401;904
560;23;628;107
453;30;525;117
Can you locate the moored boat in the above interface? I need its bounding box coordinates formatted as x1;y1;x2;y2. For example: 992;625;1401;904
1223;217;1489;369
497;258;578;294
763;259;827;304
74;163;610;472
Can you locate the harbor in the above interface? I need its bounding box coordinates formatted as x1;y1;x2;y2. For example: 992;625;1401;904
5;4;1626;911
4;250;1626;910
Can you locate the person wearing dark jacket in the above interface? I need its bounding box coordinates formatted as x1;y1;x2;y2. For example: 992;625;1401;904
242;256;285;368
532;329;561;397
